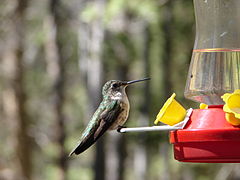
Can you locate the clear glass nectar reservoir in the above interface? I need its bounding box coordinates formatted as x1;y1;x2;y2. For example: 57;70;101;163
184;0;240;105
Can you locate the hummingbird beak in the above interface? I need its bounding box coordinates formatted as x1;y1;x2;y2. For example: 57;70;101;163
125;77;151;85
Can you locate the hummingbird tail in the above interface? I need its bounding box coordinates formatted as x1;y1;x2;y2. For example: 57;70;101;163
69;100;122;156
69;125;107;156
69;136;95;156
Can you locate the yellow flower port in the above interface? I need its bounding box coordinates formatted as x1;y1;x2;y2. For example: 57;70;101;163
222;89;240;126
154;93;187;126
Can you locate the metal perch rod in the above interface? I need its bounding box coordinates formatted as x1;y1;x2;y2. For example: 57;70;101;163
119;108;193;133
119;126;182;133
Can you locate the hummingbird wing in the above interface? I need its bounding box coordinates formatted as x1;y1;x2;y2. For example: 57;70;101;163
69;99;122;156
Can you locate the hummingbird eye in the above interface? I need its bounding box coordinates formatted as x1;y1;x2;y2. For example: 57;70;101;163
112;83;118;88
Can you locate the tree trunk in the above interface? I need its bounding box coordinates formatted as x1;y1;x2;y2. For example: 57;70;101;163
78;1;106;180
133;23;151;180
45;0;68;179
2;0;32;179
161;0;174;98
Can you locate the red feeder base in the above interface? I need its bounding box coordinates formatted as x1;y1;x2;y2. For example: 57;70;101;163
170;105;240;163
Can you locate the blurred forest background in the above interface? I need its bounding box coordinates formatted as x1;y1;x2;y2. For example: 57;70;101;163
1;0;240;180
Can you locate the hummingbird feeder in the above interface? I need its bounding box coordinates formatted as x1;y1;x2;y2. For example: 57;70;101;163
170;0;240;163
120;0;240;163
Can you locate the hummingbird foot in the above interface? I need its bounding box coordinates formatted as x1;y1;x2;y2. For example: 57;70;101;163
117;125;126;133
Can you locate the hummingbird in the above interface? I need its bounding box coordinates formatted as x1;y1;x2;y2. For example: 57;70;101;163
69;77;150;156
